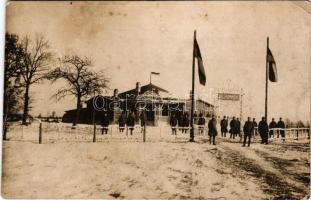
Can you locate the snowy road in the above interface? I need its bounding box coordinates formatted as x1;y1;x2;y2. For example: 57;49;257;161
1;136;309;199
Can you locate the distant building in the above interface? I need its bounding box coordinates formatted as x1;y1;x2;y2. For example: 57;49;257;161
62;82;215;126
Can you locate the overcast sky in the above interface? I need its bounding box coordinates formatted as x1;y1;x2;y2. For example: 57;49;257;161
6;1;311;122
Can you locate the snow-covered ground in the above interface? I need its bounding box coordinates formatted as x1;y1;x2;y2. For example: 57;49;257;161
1;122;310;199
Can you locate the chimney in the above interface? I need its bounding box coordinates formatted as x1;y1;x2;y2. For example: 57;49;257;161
113;89;119;97
136;82;141;94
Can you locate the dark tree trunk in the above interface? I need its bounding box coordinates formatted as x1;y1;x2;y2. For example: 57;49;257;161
3;91;8;140
73;95;81;126
3;102;8;141
3;125;8;141
3;77;9;140
22;84;30;125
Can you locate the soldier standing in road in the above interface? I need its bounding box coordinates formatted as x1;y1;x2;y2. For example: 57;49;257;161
277;117;285;141
220;116;228;137
118;112;126;133
101;112;110;135
194;112;198;125
269;118;277;138
140;110;147;133
226;116;229;136
229;117;237;139
183;113;190;134
252;118;258;136
243;117;254;147
258;117;269;144
178;113;184;133
127;112;135;135
208;115;218;145
170;113;178;135
198;113;206;135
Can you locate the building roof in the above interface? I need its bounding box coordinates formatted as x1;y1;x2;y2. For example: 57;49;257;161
118;83;168;98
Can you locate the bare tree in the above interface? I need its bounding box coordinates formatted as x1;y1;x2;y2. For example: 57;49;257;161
20;34;52;125
3;33;25;139
46;55;109;126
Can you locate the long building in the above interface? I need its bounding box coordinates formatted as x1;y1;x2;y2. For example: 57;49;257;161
62;82;215;125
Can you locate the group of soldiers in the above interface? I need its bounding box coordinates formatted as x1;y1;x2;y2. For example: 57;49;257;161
101;112;145;136
101;111;287;146
169;113;286;146
220;116;286;146
170;113;217;145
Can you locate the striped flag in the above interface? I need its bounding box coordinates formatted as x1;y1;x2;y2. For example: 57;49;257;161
194;38;206;86
267;47;277;82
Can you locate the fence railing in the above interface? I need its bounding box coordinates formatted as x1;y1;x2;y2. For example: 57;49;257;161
253;127;310;140
5;122;310;144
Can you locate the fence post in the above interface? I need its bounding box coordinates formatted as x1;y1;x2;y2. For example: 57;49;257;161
39;122;42;144
22;125;24;140
126;126;128;137
21;125;24;140
143;124;146;142
93;124;96;143
57;124;60;140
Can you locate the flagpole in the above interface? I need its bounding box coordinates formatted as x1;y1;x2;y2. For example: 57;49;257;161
190;30;196;142
265;37;269;121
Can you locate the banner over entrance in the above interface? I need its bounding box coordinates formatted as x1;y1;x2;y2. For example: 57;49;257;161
218;93;240;101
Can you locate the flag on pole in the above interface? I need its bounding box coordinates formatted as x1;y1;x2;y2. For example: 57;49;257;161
151;72;160;75
267;47;277;82
194;38;206;86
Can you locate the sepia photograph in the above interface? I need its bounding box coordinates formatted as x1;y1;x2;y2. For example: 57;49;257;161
1;1;310;199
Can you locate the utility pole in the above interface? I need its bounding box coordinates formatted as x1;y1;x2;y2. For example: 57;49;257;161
265;37;269;121
189;30;196;142
240;88;244;122
92;90;96;143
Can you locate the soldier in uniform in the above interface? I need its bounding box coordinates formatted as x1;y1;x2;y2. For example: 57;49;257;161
101;112;109;135
194;112;198;125
140;110;147;133
118;112;126;133
183;113;190;134
258;117;269;144
208;115;218;145
226;116;229;136
220;116;228;137
170;113;178;135
198;113;206;135
229;116;237;139
127;112;135;135
277;117;285;141
252;118;258;136
243;117;254;147
269;118;277;138
178;113;184;133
